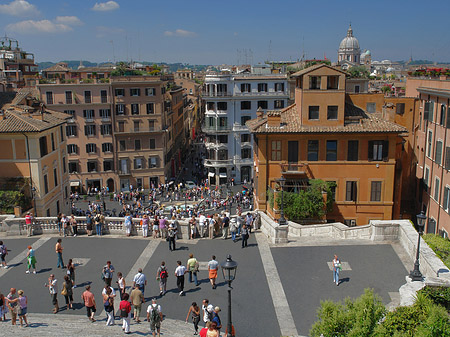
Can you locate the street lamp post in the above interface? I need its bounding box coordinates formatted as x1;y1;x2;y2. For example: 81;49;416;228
410;211;426;281
278;176;287;225
221;255;238;337
227;184;232;215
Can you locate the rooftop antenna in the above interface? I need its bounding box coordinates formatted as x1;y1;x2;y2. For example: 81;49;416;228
125;34;129;63
249;49;253;66
268;40;272;64
109;40;116;64
301;36;305;61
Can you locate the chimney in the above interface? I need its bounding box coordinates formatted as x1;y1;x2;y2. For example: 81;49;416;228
256;107;264;118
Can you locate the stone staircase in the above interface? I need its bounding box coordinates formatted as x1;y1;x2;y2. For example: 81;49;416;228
1;313;197;336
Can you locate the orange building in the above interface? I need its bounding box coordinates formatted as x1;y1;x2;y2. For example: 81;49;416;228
247;64;407;226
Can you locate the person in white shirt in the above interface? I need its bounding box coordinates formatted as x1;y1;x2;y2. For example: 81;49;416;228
174;261;187;296
201;299;214;327
133;268;147;295
45;274;59;313
146;298;163;337
198;213;206;237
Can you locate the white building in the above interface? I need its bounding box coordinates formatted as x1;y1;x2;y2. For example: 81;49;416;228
338;24;361;67
202;69;289;185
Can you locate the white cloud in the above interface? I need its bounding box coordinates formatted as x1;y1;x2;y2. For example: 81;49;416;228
164;29;197;38
92;1;119;12
95;26;125;38
55;16;83;26
6;19;72;34
0;0;40;17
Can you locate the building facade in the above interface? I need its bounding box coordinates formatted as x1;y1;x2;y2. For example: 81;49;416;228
338;25;361;65
203;70;288;184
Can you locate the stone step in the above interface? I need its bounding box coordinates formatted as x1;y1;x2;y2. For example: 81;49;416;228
1;312;198;337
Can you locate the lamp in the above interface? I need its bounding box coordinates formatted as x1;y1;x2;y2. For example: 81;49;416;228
409;211;426;281
278;176;287;225
221;255;238;337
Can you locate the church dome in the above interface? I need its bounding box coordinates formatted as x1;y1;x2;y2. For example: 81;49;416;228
339;25;360;50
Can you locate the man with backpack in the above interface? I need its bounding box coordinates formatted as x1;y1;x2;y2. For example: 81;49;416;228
146;298;163;337
156;262;168;296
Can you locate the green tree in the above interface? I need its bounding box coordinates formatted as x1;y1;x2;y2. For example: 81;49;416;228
348;66;370;79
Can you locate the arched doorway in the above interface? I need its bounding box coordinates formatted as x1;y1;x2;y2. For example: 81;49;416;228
107;178;115;193
241;166;251;184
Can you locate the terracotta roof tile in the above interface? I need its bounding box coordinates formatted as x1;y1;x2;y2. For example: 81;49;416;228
0;108;70;133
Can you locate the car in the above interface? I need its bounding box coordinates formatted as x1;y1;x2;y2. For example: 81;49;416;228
185;181;197;189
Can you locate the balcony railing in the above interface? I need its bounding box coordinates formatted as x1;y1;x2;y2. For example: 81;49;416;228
203;159;233;166
280;162;308;174
115;128;162;134
202;124;231;133
234;91;287;97
202;91;232;97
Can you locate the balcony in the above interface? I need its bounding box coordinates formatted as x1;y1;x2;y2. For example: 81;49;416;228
202;124;231;133
234;90;287;97
202;91;232;97
67;118;75;124
203;158;234;167
101;117;111;122
115;128;162;134
233;124;248;132
280;162;309;176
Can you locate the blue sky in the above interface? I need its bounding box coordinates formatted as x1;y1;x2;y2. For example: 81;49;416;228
0;0;449;65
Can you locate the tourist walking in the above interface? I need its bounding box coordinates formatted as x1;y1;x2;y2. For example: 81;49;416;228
241;224;249;248
45;274;59;313
124;212;132;237
6;288;18;325
103;287;115;326
25;212;33;237
57;213;63;236
211;307;222;333
142;214;149;237
102;261;115;286
130;284;144;323
189;216;197;239
186;301;201;335
81;285;96;322
222;213;230;239
208;215;215;239
199;213;206;237
0;240;8;269
208;256;219;289
152;216;159;238
119;293;131;334
86;213;93;236
230;218;238;242
70;214;78;237
332;254;341;286
159;216;168;239
62;275;74;310
133;268;147;295
187;253;199;286
175;260;187;296
147;298;163;337
67;259;76;287
156;261;168;296
26;245;36;274
167;224;177;251
117;272;126;299
202;299;214;327
56;239;64;269
62;214;71;237
94;212;103;236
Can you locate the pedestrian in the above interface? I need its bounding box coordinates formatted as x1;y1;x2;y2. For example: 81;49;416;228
211;307;222;333
241;224;249;248
81;285;96;322
152;216;159;238
0;291;6;321
67;258;76;287
25;212;33;237
62;275;74;310
202;299;214;327
142;214;149;237
146;298;163;337
103;287;115;326
70;214;78;237
230;219;238;242
222;213;230;239
199;213;206;237
119;293;131;334
206;322;219;337
94;212;102;236
45;274;59;313
26;245;36;274
6;288;19;325
102;261;115;286
175;260;187;296
124;212;132;237
208;255;219;289
56;239;64;269
156;261;168;296
246;213;254;233
130;284;145;323
62;214;71;237
86;213;93;236
236;211;243;236
57;213;63;236
159;216;168;239
187;253;199;286
132;268;147;295
0;240;8;269
186;301;201;335
332;254;341;286
208;216;215;239
117;272;126;300
189;215;197;239
199;321;211;337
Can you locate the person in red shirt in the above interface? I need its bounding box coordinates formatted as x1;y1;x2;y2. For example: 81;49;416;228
120;293;131;334
199;321;211;337
25;212;33;237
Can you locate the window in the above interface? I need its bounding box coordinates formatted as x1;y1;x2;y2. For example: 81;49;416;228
62;157;66;173
130;88;140;96
270;140;281;161
424;166;430;191
327;106;338;120
218;149;228;160
370;181;382;201
446;107;450;128
309;106;319;120
241;148;251;159
86;143;96;153
241;134;251;143
65;91;72;104
46;91;53;104
60;125;64;142
445;147;450;170
368;140;388;161
135;139;141;150
134;158;143;169
275;83;285;92
218;135;228;144
274;100;285;109
288;141;299;163
436;140;443;165
308;140;319;161
118;121;125;132
101;90;107;103
100;109;111;119
326;140;337;161
102;143;113;153
149;138;156;149
241;83;251;92
145;88;156;96
257;101;268;109
84;91;91;103
347;140;359;161
217;83;227;95
440;105;446;126
327;76;339;90
427;130;433;157
443;186;450;212
119;140;126;151
207;102;215;110
103;160;113;171
131;103;139;115
241;101;251;110
115;88;125;96
148;120;155;131
116;104;125;115
83;109;95;120
134;121;140;132
309;76;321;90
424;101;434;122
237;116;248;126
355;85;360;93
146;103;154;114
217;102;227;110
39;136;48;157
149;157;158;168
84;125;96;136
396;103;405;115
87;161;97;172
345;181;357;201
44;174;48;194
64;110;75;116
51;133;55;151
434;177;440;202
67;144;78;154
366;102;376;113
68;161;78;173
53;167;58;187
257;83;268;92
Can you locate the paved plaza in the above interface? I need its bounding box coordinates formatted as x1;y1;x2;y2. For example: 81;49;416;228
0;232;410;336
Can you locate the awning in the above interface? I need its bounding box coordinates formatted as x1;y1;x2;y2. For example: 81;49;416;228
70;181;80;187
219;173;227;178
208;172;215;177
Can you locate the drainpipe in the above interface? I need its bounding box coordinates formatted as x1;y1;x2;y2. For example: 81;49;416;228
23;133;37;217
